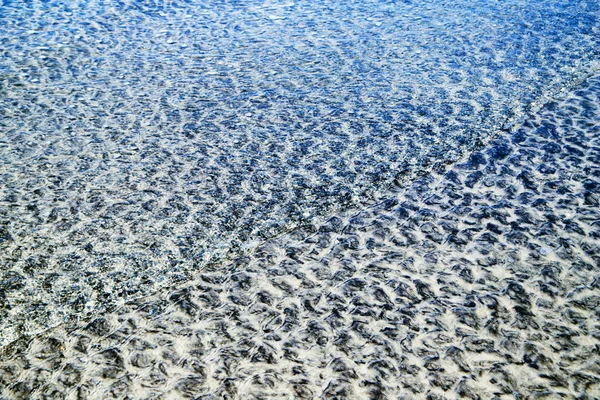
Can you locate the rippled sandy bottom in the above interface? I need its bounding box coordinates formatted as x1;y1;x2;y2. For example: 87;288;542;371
2;0;600;347
1;78;600;399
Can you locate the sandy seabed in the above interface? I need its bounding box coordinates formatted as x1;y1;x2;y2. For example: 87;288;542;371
1;75;599;399
1;1;600;398
2;0;600;350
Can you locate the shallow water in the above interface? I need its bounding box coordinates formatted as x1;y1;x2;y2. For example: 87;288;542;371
0;0;599;354
1;68;599;400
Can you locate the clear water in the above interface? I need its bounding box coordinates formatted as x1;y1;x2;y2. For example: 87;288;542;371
0;0;599;345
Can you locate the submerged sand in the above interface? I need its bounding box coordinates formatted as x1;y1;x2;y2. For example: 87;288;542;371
1;74;599;399
2;0;600;350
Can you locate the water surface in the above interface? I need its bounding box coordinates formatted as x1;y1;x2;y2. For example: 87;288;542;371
0;0;599;346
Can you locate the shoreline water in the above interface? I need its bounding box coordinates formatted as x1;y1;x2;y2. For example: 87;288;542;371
1;71;599;399
1;61;599;351
2;1;600;349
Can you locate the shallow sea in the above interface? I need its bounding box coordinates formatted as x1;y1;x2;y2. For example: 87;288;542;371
0;1;599;398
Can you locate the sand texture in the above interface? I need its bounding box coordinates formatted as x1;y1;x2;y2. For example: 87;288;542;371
1;0;600;347
1;72;599;400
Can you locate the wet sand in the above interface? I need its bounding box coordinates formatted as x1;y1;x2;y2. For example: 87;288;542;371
1;74;599;399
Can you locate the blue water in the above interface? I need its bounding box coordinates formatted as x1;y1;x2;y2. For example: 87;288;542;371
0;0;599;344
